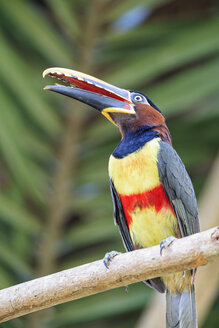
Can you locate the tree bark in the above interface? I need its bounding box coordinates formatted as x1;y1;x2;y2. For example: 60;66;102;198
0;227;218;323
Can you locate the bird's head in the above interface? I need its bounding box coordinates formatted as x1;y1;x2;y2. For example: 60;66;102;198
43;67;171;143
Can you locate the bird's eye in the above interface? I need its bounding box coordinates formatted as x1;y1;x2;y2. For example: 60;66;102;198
133;94;144;102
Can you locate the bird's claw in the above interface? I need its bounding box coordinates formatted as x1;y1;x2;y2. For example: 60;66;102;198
103;250;121;269
160;236;176;255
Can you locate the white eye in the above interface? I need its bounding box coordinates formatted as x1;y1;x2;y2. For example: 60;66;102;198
134;94;144;102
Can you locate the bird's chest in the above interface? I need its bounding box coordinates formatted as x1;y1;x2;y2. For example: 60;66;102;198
109;138;161;194
109;138;178;248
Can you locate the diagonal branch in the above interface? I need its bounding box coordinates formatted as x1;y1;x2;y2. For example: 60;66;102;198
0;227;218;323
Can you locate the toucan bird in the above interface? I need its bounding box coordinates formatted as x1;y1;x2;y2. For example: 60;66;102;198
43;67;200;328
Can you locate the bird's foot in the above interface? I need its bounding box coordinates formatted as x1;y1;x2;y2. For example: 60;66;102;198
160;236;176;255
103;250;121;269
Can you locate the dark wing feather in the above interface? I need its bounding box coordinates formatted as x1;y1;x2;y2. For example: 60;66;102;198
109;178;134;252
157;141;200;237
109;178;165;293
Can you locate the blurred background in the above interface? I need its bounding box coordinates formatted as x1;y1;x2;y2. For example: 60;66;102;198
0;0;218;327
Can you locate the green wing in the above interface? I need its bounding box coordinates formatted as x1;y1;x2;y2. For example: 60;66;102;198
157;141;200;237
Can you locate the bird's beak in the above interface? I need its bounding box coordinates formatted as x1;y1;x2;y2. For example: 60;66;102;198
43;67;135;125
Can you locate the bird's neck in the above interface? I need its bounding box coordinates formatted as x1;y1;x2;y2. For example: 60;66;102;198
112;125;160;159
154;124;172;145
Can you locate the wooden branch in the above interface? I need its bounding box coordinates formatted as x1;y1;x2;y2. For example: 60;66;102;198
0;227;218;323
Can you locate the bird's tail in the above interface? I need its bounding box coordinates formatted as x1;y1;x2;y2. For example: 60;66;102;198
166;285;197;328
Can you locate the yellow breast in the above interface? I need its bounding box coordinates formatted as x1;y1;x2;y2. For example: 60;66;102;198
109;136;178;248
109;138;161;195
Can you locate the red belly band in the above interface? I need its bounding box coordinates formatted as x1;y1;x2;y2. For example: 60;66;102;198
119;184;175;227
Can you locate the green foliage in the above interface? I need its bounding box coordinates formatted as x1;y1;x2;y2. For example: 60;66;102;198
0;0;218;327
